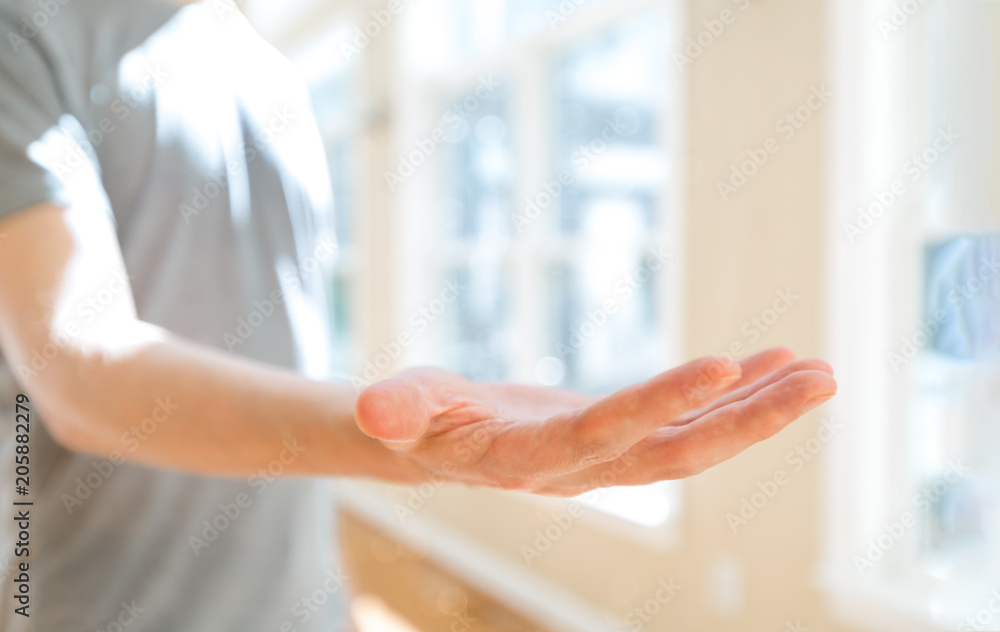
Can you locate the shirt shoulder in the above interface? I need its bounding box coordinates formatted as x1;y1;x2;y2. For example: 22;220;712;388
0;0;179;222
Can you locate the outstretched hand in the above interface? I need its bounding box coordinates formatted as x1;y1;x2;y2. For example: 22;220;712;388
354;348;836;497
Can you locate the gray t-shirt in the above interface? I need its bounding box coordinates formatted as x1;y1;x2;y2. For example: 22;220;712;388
0;0;348;629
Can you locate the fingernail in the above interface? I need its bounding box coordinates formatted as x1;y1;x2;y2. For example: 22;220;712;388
800;395;834;415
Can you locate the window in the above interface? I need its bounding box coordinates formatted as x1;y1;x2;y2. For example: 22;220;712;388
292;28;361;378
826;1;1000;629
437;86;514;381
544;25;666;394
396;0;683;533
277;0;684;537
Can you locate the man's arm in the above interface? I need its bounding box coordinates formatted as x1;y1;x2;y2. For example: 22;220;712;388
0;201;838;494
0;202;424;482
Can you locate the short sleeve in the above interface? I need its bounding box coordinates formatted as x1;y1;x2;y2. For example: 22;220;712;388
0;5;99;222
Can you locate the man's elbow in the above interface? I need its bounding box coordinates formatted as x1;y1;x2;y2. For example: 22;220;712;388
43;411;101;455
23;352;119;457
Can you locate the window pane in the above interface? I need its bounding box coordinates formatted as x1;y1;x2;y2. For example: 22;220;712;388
327;140;354;246
925;235;1000;359
507;0;610;41
405;0;615;75
307;62;358;376
439;88;513;380
906;234;1000;581
545;14;667;394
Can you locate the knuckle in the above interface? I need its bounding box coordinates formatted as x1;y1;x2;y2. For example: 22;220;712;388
739;402;784;442
758;414;788;440
572;435;621;467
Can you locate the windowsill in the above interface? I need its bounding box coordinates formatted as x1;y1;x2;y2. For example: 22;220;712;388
333;479;613;632
524;484;683;553
821;569;948;632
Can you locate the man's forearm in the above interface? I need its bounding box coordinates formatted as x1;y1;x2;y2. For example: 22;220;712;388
0;204;418;483
33;319;424;483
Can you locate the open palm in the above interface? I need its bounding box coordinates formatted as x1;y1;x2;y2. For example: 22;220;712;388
355;348;836;497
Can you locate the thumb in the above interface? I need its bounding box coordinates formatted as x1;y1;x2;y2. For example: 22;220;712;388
355;377;431;444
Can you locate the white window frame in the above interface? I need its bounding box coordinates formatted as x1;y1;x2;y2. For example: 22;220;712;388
262;0;688;551
391;0;687;548
824;1;999;630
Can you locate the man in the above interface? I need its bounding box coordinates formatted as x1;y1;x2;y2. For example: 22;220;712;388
0;0;837;629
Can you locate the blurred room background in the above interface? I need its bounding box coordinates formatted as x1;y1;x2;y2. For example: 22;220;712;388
236;0;1000;630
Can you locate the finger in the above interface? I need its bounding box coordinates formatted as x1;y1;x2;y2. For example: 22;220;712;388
727;347;798;391
669;357;833;427
487;355;744;481
537;369;837;494
663;348;797;427
355;376;432;443
656;369;837;475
